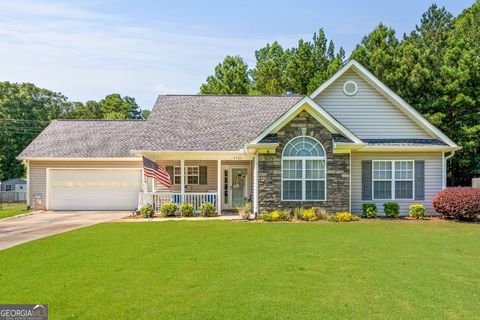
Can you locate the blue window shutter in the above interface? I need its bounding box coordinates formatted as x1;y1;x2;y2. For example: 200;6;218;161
415;160;425;200
362;160;372;200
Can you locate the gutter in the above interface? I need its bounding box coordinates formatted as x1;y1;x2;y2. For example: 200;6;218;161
443;151;456;188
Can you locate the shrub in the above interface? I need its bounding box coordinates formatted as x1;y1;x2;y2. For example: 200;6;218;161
362;203;377;218
316;208;330;220
271;210;281;220
271;210;290;221
432;187;480;219
160;202;177;216
140;204;155;218
199;202;216;217
329;212;359;222
293;207;304;220
259;212;272;221
179;203;195;217
409;204;425;219
383;202;400;218
259;210;290;222
300;208;318;221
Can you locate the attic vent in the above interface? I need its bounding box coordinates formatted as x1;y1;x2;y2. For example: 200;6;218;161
343;80;358;96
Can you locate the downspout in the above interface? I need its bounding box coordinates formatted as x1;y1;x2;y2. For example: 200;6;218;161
443;151;455;189
349;153;352;213
25;160;30;207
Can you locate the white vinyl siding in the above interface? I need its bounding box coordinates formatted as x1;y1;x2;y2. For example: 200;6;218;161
351;152;443;215
313;69;433;139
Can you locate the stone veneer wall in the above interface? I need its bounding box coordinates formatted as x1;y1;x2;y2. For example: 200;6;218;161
258;111;350;213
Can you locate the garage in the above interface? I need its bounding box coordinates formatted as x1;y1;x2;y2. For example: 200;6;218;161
48;169;142;210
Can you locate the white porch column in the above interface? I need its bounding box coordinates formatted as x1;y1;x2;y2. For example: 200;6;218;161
180;159;185;203
253;154;259;215
217;159;222;215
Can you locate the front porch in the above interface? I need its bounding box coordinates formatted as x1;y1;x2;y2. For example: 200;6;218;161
141;157;255;214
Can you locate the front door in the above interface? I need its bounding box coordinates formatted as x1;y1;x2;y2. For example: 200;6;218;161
222;166;248;209
231;168;247;208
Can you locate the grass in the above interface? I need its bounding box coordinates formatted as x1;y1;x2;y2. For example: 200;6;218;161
0;220;479;319
0;203;30;219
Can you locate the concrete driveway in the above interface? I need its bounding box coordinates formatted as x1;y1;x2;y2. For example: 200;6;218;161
0;211;129;251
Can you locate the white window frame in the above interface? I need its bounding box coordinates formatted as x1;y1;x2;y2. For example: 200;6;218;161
372;160;415;200
281;136;327;202
174;166;200;185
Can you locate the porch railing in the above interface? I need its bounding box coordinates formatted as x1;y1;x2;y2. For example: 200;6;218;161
145;192;218;213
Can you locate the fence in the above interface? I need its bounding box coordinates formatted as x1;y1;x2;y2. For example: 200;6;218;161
0;191;27;203
473;178;480;189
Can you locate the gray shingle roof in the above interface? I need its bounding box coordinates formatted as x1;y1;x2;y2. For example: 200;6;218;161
138;95;303;151
332;134;354;143
19;95;449;159
19;120;145;158
19;95;302;158
259;134;355;145
363;139;448;147
258;134;279;144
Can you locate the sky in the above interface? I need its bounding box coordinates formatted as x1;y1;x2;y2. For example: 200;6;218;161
0;0;475;109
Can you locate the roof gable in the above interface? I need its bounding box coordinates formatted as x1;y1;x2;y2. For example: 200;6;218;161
249;96;363;145
310;60;458;148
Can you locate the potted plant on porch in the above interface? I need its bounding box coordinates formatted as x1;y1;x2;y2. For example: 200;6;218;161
238;202;252;220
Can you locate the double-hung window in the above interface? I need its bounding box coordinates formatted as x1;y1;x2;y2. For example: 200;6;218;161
373;160;414;200
282;136;326;201
173;166;199;185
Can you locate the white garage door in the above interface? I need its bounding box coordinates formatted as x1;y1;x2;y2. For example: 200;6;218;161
48;169;142;210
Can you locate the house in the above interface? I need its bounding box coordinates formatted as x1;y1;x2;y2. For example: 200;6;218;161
1;178;27;201
1;178;26;192
17;60;460;215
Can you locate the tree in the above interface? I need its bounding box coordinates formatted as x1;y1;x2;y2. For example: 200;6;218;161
393;4;454;114
0;83;146;180
284;39;316;94
64;94;143;120
0;82;71;180
350;23;399;87
307;32;346;93
200;56;251;94
97;94;142;119
251;42;288;94
439;2;480;185
205;29;345;96
141;109;151;119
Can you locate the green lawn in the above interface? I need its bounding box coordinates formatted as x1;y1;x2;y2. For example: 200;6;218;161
0;203;30;219
0;221;478;319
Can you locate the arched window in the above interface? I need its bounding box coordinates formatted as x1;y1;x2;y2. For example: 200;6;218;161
282;136;326;201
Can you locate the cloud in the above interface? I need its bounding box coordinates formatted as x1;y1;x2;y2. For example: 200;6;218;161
0;0;270;108
0;0;111;20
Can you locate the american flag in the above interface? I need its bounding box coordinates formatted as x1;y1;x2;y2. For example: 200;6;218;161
143;157;172;188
